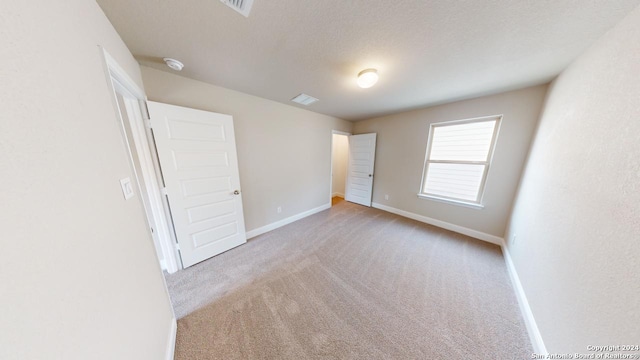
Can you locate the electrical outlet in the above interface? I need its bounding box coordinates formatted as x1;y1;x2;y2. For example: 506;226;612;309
384;194;389;200
277;206;282;214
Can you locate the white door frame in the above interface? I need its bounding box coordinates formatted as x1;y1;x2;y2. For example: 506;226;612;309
101;48;181;273
330;130;351;204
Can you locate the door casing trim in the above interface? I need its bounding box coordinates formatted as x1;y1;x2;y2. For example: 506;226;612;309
101;47;182;273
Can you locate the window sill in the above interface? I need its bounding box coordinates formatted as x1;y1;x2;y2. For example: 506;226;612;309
417;194;484;210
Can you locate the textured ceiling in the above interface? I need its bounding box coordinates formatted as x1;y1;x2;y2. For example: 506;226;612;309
97;0;640;121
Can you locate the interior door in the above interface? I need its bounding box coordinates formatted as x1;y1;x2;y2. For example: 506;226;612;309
345;133;377;207
148;101;246;268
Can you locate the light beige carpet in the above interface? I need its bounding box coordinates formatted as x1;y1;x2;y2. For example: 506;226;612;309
165;198;532;359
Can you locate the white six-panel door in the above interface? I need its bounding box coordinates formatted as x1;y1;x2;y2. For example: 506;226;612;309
148;101;246;268
345;133;377;207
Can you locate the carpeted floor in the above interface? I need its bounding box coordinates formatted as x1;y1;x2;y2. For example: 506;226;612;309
165;198;532;359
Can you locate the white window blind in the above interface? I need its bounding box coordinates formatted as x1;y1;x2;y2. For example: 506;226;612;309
420;116;501;206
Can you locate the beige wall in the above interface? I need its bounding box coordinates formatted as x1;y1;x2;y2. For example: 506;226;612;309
331;134;349;197
0;1;174;359
506;5;640;352
140;67;353;232
353;85;548;238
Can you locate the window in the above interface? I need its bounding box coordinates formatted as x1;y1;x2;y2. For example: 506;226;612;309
419;115;501;207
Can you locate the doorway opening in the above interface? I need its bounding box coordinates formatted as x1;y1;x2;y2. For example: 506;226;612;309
104;49;247;274
330;130;350;206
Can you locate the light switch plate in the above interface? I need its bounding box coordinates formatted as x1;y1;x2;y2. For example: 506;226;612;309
120;177;135;200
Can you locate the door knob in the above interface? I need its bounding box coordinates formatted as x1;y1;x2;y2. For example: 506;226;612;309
233;190;240;195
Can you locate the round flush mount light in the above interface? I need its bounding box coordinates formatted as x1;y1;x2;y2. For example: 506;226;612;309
357;68;379;88
163;58;184;71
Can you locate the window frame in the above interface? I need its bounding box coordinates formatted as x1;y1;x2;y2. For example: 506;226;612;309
418;115;502;209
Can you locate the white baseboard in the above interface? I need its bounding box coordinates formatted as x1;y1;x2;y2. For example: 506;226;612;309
371;203;504;246
246;203;331;239
332;192;345;198
165;317;177;360
502;242;548;354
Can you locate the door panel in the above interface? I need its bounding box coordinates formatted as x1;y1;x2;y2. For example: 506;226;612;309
148;101;246;268
345;133;377;207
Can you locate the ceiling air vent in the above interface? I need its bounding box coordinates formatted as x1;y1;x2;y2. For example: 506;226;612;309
220;0;254;17
291;93;319;106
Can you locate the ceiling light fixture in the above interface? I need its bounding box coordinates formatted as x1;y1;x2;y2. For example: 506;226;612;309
357;68;379;89
163;58;184;71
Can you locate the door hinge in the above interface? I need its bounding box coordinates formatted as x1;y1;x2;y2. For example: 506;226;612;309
161;187;168;196
142;101;151;120
175;243;180;251
145;119;152;129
